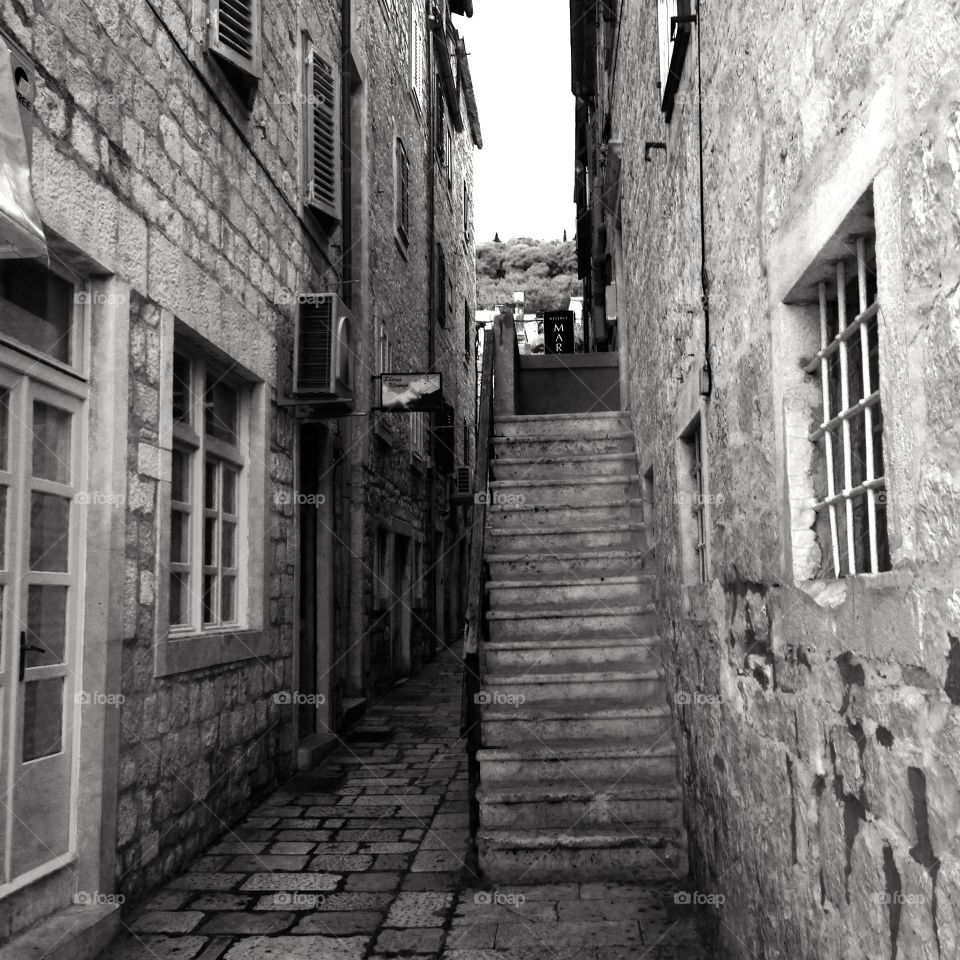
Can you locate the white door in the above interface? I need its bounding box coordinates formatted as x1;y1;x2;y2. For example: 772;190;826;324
0;365;83;889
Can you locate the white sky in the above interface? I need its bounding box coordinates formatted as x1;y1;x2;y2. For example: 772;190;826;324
458;2;576;243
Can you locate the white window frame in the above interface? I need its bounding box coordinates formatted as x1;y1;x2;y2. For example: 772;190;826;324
168;347;251;635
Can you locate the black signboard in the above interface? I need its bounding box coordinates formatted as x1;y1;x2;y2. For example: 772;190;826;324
544;310;575;354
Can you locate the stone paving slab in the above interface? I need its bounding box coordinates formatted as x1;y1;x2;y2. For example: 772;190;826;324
96;652;713;960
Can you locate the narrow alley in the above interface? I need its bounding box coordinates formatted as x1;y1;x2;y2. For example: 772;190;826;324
97;651;712;960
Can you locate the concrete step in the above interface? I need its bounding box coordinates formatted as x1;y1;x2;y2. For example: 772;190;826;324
491;452;638;481
481;696;673;744
494;411;631;439
484;635;663;672
486;603;657;642
487;522;644;553
487;575;654;609
478;826;688;882
488;475;640;507
477;740;677;783
486;498;641;529
487;549;647;580
478;776;683;828
482;664;665;704
494;432;634;459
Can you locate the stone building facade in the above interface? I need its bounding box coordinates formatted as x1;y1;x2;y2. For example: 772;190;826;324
573;1;960;958
0;0;478;954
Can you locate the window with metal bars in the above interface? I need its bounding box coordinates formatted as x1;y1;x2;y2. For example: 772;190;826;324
808;231;890;578
437;246;447;326
395;138;410;244
435;75;447;167
679;415;708;585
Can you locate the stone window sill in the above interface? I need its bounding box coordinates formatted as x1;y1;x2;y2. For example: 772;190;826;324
155;628;275;677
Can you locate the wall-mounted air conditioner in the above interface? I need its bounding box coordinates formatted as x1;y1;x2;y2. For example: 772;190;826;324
294;294;353;403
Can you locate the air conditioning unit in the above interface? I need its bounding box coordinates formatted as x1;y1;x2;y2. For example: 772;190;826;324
294;294;353;402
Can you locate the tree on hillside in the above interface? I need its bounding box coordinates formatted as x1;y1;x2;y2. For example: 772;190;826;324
475;238;581;314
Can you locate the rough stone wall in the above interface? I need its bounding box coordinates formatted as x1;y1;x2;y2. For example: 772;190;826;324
359;0;477;691
603;2;960;958
2;0;340;906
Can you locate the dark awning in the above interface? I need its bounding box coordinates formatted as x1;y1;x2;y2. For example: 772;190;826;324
0;43;45;260
451;0;474;16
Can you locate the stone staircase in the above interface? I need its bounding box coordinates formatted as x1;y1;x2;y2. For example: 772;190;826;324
476;411;688;882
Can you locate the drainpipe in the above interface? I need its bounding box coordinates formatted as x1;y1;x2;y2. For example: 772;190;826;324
426;6;439;658
341;0;353;306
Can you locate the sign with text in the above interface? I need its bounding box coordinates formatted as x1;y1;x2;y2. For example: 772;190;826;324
378;372;443;412
544;311;575;354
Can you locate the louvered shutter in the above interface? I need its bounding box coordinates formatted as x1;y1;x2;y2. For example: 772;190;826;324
410;0;426;111
306;48;341;219
208;0;262;78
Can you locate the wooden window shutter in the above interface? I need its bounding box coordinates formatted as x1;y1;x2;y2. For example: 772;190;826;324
396;138;409;240
435;75;446;166
208;0;262;79
306;48;341;219
411;0;426;110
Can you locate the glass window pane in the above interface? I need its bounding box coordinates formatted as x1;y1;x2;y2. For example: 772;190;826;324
222;521;236;568
171;448;189;503
0;261;73;364
204;375;238;444
32;402;72;483
203;517;217;567
222;467;238;514
172;353;191;423
169;572;188;626
170;510;189;564
204;460;218;510
0;387;8;470
202;574;215;624
26;585;68;665
221;575;235;622
29;492;70;571
23;677;63;762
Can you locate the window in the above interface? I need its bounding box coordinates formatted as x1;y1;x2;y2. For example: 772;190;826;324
437;247;447;326
411;411;429;460
169;346;248;631
304;44;341;219
679;416;707;584
207;0;262;96
463;182;470;241
410;0;426;111
0;259;81;370
395;137;410;244
462;416;469;465
435;75;446;167
464;300;472;365
657;0;692;121
375;528;390;607
808;229;889;577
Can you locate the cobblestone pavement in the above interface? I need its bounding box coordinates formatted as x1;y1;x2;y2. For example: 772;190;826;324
99;650;714;960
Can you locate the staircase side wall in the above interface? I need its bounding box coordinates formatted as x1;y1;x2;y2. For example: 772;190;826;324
597;3;960;959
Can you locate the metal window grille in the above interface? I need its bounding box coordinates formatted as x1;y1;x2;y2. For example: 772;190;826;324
805;233;890;577
437;247;446;326
690;424;707;584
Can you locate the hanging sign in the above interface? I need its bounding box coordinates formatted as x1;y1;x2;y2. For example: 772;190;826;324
378;372;443;412
543;310;575;354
